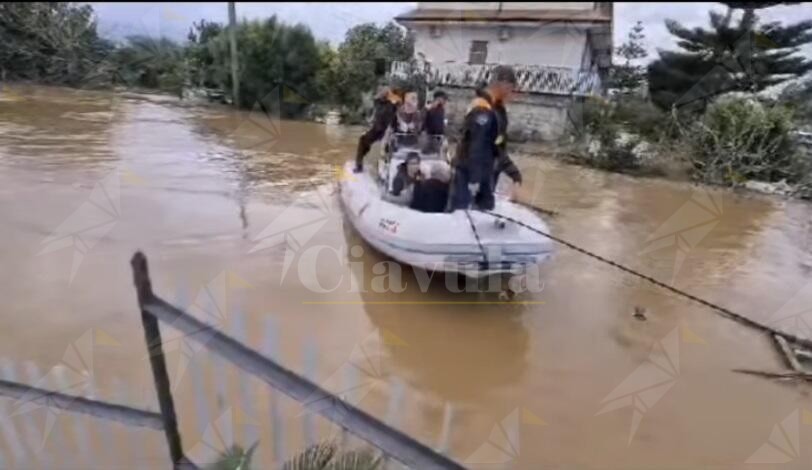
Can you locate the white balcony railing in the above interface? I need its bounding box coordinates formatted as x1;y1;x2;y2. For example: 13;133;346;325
390;60;602;97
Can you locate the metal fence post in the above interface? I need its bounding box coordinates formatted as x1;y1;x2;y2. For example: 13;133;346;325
132;252;466;470
131;252;187;468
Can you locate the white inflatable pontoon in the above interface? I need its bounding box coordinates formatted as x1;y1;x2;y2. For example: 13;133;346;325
339;134;554;278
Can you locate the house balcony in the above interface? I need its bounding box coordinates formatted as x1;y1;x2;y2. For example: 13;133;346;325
390;60;603;97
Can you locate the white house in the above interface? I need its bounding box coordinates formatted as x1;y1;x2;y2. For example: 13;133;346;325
393;2;613;141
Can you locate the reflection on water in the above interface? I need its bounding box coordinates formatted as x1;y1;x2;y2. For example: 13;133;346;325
1;84;812;469
0;86;119;176
342;223;531;404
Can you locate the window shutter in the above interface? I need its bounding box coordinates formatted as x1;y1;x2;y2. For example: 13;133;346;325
468;41;488;65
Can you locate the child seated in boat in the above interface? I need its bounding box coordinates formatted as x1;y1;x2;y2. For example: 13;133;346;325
383;152;423;206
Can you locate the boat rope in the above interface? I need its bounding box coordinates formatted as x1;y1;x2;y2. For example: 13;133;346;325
464;209;488;264
479;209;812;350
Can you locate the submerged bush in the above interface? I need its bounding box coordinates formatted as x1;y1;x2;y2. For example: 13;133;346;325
688;96;803;185
565;93;811;192
571;97;646;172
612;96;671;142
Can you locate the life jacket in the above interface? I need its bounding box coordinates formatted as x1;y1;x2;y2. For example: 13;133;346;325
386;90;402;106
467;97;492;113
473;88;508;146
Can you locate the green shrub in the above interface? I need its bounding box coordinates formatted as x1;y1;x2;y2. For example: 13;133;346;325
205;443;258;470
688;96;801;184
0;3;113;86
111;36;186;95
612;96;670;142
595;134;643;172
281;442;381;470
578;96;611;135
205;441;382;470
574;97;643;172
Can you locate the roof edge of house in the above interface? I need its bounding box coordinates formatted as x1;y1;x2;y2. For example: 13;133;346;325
394;8;612;25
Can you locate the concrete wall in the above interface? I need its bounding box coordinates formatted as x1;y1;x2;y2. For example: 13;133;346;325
412;23;588;69
439;87;575;142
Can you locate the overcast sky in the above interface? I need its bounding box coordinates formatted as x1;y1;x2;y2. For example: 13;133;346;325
91;2;812;62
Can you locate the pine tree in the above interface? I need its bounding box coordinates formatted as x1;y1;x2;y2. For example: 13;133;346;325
779;77;812;125
609;21;648;95
648;2;812;111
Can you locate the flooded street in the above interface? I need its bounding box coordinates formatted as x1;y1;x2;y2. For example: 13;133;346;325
1;84;812;469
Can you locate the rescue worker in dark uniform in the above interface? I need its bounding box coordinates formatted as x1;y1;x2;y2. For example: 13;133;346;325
482;86;523;198
451;66;519;210
354;85;403;173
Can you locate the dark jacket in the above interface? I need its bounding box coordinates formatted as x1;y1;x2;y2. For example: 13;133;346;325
454;94;500;184
370;94;400;135
410;178;450;213
384;161;422;206
391;161;420;196
475;88;522;184
423;104;446;135
355;92;400;169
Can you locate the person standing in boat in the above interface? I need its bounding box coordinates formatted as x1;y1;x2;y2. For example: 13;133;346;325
451;65;519;211
396;90;423;133
354;85;403;173
391;89;424;150
423;90;448;136
472;83;523;201
487;89;523;202
421;90;448;154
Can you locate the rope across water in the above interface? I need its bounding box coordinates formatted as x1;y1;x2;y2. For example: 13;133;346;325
477;209;812;350
464;209;487;264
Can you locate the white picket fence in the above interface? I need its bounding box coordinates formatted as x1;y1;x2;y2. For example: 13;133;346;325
0;253;462;469
0;360;165;469
0;317;458;469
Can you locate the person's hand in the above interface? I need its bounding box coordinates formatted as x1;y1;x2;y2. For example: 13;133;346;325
468;182;480;196
509;181;521;201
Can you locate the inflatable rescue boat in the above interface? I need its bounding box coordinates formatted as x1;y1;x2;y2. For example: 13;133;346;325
339;134;553;278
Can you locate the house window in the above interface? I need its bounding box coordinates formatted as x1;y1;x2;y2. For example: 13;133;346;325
468;40;488;65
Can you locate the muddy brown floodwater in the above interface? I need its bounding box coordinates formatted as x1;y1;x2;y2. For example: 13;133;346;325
1;84;812;469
